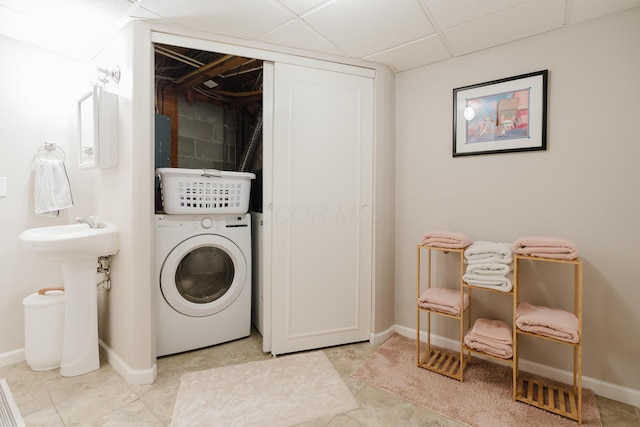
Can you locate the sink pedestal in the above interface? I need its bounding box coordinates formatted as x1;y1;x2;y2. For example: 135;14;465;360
60;260;100;377
18;221;118;377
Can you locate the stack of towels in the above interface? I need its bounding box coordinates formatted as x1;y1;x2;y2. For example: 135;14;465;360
463;241;514;292
418;287;469;316
421;231;472;249
464;318;513;359
516;302;579;343
512;236;579;260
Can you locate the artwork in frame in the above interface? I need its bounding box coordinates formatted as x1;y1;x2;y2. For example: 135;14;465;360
452;70;548;157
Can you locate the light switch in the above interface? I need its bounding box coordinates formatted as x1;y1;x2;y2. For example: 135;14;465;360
0;177;6;197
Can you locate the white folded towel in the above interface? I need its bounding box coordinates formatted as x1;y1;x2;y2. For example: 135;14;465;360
464;241;513;265
34;157;73;217
465;263;512;276
463;272;513;292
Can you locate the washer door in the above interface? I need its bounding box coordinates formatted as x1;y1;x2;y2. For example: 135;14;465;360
160;234;246;317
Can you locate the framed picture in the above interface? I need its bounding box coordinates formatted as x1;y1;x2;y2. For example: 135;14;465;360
453;70;548;157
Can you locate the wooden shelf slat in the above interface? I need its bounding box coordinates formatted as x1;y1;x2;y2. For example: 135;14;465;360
513;254;582;424
417;348;463;381
515;376;581;422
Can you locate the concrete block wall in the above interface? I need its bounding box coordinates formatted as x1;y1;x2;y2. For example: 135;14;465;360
177;95;236;170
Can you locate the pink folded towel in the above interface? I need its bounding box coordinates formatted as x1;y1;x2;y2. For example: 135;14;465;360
418;287;469;316
516;302;579;343
464;318;513;359
512;236;579;260
468;318;512;345
421;231;472;249
464;335;513;359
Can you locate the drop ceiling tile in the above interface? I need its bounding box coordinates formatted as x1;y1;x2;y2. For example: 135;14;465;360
569;0;640;24
139;0;294;39
130;5;165;20
259;19;344;55
0;0;130;17
444;0;565;56
0;0;135;58
363;34;451;72
275;0;331;15
302;0;435;58
421;0;530;29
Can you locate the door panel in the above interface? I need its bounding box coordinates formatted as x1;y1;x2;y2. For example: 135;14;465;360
269;62;373;355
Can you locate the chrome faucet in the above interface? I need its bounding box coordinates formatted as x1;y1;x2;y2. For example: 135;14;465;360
76;216;104;229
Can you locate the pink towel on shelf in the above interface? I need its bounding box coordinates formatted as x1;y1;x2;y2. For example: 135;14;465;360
418;287;469;316
464;335;513;359
468;318;512;344
512;236;579;260
421;231;472;249
516;302;579;343
464;318;513;359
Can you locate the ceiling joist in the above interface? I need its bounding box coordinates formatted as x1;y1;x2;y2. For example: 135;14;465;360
173;55;250;89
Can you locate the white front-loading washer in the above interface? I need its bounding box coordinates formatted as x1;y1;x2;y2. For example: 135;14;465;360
155;213;251;356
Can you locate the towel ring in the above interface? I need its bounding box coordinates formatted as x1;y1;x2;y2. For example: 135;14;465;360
35;142;66;161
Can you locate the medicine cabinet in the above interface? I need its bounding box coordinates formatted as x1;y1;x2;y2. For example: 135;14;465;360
78;85;119;169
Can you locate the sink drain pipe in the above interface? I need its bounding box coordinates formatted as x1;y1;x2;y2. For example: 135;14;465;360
97;256;112;291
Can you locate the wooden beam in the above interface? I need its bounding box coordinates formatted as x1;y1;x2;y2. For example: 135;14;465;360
209;89;263;97
173;56;250;89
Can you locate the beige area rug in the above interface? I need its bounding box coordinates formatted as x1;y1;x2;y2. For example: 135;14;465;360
171;351;358;426
351;334;602;427
0;379;25;427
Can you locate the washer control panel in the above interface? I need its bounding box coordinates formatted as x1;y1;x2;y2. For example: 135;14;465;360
155;214;250;234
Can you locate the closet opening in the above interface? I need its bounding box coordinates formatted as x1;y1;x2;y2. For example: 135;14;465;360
153;43;264;214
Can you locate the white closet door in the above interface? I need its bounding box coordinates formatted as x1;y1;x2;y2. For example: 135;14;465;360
268;62;373;355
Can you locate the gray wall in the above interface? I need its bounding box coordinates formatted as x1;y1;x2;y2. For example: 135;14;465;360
395;8;640;398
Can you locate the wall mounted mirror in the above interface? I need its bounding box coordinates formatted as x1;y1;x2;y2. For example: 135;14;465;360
77;86;118;169
78;87;97;168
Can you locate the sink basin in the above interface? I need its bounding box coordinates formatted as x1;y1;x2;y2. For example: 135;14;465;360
19;222;118;262
19;220;119;377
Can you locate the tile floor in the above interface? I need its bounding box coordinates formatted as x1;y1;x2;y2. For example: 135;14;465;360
1;330;639;426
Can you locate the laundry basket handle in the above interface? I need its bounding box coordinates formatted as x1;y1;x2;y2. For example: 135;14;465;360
201;169;223;178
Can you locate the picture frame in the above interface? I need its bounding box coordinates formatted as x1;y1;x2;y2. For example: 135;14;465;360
452;70;548;157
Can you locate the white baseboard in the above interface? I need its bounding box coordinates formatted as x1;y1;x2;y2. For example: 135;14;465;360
370;324;396;345
1;344;156;386
98;340;157;385
393;324;640;408
0;348;25;368
6;328;640;408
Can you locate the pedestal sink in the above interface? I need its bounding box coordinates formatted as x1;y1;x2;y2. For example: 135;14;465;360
19;220;118;377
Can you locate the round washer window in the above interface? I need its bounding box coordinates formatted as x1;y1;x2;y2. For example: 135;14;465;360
175;246;235;304
160;235;246;317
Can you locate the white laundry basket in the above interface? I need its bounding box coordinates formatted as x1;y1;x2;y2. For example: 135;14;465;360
157;168;255;215
23;288;65;371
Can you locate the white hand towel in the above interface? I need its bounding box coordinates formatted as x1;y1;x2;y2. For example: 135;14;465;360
464;241;513;265
34;157;73;217
465;263;512;276
463;272;513;292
